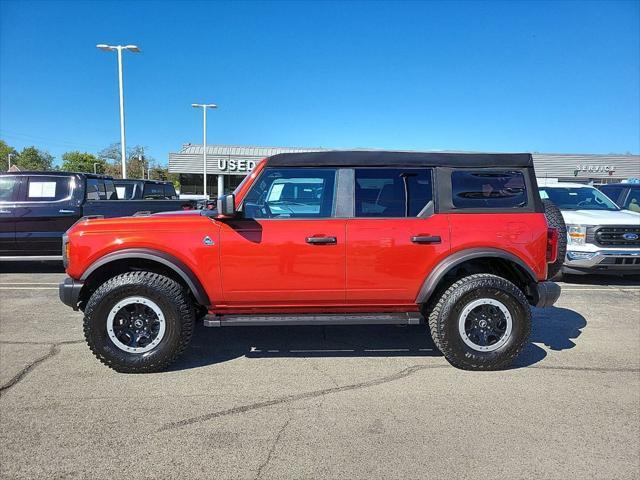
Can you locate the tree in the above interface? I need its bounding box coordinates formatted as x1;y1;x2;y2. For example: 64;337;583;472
0;140;18;171
60;151;106;174
15;146;54;171
99;143;154;179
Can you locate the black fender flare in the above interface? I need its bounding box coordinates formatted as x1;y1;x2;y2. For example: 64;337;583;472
415;248;537;304
80;248;210;306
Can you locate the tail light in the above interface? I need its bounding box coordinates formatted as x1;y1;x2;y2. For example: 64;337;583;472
547;228;558;263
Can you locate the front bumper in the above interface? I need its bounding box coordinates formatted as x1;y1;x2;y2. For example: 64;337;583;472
59;277;84;310
564;248;640;274
534;281;561;308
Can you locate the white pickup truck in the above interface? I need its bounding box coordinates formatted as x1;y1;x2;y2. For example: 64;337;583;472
538;180;640;275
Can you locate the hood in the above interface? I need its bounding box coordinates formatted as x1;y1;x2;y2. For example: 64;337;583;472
561;208;640;226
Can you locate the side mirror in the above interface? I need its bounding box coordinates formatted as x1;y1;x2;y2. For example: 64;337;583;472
216;194;236;217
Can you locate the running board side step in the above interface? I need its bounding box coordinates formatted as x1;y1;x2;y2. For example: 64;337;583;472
203;312;423;327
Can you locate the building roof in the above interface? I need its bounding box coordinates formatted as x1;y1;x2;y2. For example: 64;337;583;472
176;144;325;157
169;144;640;178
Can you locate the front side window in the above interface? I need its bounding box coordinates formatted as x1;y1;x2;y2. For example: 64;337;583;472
354;168;433;217
622;189;640;212
143;184;165;199
164;184;177;199
27;176;71;201
452;170;526;208
242;168;337;219
0;176;19;202
539;186;619;211
104;180;117;200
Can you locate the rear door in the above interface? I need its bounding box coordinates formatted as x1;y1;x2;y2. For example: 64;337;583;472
13;175;80;254
219;167;346;305
346;168;450;305
0;175;22;255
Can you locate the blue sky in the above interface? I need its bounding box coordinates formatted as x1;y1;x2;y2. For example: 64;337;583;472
1;0;638;167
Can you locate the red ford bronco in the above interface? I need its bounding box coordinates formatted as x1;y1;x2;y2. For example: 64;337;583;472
59;151;561;372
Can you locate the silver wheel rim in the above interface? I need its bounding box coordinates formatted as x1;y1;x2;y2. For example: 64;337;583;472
458;298;513;352
107;296;166;354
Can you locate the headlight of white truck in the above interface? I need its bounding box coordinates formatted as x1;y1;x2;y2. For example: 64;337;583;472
566;225;587;246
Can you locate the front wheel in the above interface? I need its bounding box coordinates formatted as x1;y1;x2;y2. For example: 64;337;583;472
83;272;195;373
427;274;531;370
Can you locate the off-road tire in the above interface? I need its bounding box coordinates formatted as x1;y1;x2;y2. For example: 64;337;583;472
427;274;531;371
542;199;567;279
83;272;195;373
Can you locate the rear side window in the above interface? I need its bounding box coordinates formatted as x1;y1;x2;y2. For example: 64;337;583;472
452;170;526;209
26;176;71;201
0;176;20;201
354;168;433;217
86;178;106;200
143;184;165;199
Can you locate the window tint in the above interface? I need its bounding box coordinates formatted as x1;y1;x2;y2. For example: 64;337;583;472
452;171;526;208
164;184;177;199
354;168;433;217
623;189;640;213
599;186;623;205
143;184;165;199
27;176;71;201
86;178;106;200
0;176;19;201
105;180;117;200
243;168;336;219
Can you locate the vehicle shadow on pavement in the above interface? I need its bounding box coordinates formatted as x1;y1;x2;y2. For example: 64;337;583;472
170;324;442;371
0;261;65;273
170;307;588;371
512;306;587;368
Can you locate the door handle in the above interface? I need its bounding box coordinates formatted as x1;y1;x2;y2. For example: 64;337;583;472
411;235;441;244
0;209;10;214
59;209;75;214
306;236;337;245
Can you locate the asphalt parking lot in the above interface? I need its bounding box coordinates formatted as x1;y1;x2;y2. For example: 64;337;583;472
0;264;639;480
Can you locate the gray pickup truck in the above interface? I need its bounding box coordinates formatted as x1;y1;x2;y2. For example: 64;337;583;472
0;171;195;260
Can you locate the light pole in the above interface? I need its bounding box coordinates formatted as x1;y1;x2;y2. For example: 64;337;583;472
97;43;140;179
7;153;13;170
93;162;99;174
191;103;217;198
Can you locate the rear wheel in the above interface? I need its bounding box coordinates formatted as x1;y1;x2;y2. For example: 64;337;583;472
542;199;567;279
427;274;531;370
83;271;195;373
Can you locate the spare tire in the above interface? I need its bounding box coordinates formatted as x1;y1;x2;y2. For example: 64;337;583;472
542;199;567;279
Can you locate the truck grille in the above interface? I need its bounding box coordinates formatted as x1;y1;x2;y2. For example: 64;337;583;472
587;226;640;247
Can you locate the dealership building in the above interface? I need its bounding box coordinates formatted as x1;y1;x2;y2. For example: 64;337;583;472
168;144;640;197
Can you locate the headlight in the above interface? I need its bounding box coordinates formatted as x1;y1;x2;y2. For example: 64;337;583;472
566;225;587;246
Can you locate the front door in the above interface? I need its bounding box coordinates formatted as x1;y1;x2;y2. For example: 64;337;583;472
13;175;80;255
0;175;22;255
219;167;346;306
346;167;450;305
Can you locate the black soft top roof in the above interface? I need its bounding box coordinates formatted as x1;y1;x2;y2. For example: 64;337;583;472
0;171;112;179
267;150;533;168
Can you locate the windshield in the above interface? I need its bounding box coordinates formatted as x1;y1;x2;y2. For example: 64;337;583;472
539;186;620;211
